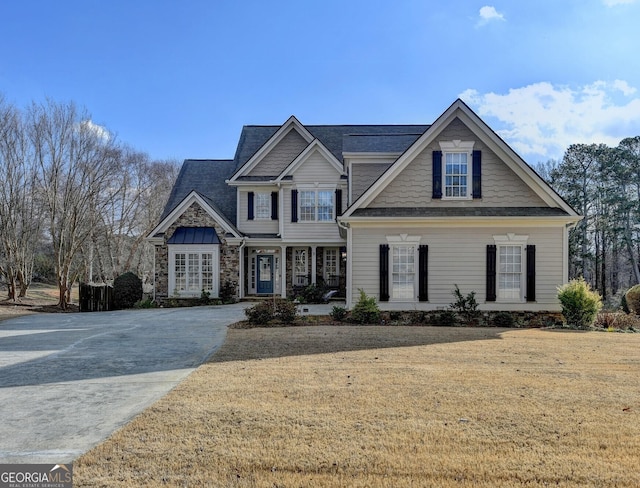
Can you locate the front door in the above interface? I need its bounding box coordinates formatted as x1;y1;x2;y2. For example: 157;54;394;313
257;255;274;294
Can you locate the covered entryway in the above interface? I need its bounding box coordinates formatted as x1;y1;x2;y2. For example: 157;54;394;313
257;254;274;294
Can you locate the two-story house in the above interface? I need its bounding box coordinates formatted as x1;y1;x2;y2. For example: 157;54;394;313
147;99;581;312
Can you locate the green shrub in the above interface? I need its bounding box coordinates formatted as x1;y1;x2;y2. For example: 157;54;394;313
557;278;603;329
295;283;327;304
219;280;236;304
134;297;156;309
113;271;143;309
624;285;640;315
330;306;347;322
450;285;480;323
350;289;380;324
435;310;457;326
245;301;275;325
274;298;298;324
621;292;630;314
493;311;515;327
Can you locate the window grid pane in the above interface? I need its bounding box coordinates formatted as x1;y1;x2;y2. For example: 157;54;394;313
392;246;415;299
300;191;316;221
255;193;270;219
317;191;334;221
294;249;308;286
201;253;213;291
175;253;186;291
445;153;468;197
499;246;522;299
187;253;200;291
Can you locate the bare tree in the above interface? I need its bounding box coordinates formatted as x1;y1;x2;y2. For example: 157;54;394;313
27;99;120;309
0;96;44;300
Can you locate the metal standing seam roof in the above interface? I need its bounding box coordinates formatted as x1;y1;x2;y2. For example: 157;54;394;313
167;227;220;244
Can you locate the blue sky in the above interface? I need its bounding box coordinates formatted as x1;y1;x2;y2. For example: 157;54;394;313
2;0;639;164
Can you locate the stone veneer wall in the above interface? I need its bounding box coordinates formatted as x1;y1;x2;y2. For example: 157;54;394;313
154;202;239;302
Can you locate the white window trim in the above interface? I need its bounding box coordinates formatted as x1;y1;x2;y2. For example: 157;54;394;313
254;192;271;220
493;233;529;303
168;244;220;298
297;184;336;223
386;234;421;302
323;248;340;284
439;140;474;201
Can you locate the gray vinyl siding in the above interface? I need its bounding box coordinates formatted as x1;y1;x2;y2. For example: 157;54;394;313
247;128;308;177
281;149;345;241
350;225;564;311
350;161;394;202
370;117;547;208
237;189;279;234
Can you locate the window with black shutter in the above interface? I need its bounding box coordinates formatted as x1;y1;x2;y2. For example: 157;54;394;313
432;151;442;199
418;245;428;301
247;192;254;220
379;244;389;301
486;244;497;302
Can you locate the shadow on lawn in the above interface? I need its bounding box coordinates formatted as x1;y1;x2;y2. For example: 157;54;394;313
208;324;510;363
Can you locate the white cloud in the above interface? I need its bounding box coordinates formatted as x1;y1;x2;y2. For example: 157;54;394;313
478;6;505;25
79;120;111;141
603;0;637;6
460;80;640;162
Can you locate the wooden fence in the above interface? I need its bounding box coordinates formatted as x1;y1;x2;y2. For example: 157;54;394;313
79;283;113;312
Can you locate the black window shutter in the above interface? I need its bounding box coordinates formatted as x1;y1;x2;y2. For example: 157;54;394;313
335;188;343;217
291;189;298;222
418;245;428;301
247;192;254;220
432;151;442;199
472;150;482;199
526;245;536;302
271;192;278;220
379;244;389;301
486;245;496;302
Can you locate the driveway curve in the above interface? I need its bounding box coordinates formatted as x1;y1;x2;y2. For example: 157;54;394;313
0;304;247;463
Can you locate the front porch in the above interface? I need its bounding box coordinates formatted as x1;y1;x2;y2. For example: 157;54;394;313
242;245;346;299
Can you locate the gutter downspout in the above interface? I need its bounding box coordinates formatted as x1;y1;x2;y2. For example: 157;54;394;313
337;218;351;309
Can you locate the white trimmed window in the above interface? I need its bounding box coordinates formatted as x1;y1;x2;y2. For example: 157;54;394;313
387;235;421;301
299;190;334;222
293;248;308;286
255;192;270;219
169;245;219;297
440;140;474;200
324;248;339;286
494;234;528;302
392;246;415;299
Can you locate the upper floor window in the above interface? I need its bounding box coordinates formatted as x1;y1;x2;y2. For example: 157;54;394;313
445;152;468;198
439;140;474;200
255;192;270;219
300;190;334;222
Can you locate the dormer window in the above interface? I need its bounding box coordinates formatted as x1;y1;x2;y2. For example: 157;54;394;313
439;140;475;200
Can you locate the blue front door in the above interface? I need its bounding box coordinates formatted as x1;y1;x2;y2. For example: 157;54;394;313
257;255;274;294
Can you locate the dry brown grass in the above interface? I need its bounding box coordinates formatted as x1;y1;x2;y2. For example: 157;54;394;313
74;326;640;487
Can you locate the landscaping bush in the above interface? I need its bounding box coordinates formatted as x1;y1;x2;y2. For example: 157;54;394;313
330;305;347;322
219;280;237;304
557;278;603;329
450;285;480;323
434;310;457;326
113;271;143;309
295;283;327;304
350;289;380;324
245;301;275;325
594;311;640;331
274;298;298;324
624;285;640;315
493;311;515;327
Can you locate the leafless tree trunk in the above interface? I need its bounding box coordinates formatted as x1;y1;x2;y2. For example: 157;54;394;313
27;99;120;309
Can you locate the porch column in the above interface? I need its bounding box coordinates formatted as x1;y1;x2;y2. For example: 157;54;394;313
311;246;317;285
280;245;287;298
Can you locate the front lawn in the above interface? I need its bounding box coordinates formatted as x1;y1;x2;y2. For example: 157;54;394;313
75;326;640;487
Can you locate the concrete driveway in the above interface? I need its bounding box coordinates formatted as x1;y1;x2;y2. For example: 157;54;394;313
0;304;247;463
